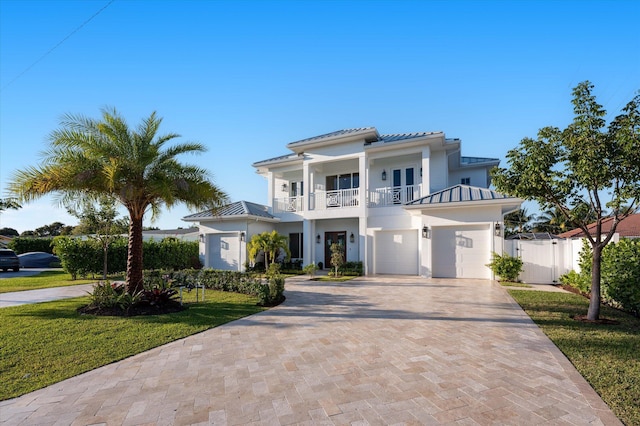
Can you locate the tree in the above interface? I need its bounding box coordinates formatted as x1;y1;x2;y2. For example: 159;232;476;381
504;208;534;236
492;81;640;320
8;108;228;294
67;195;129;279
0;198;21;212
330;242;345;276
0;227;19;237
533;207;572;234
33;221;72;237
247;231;291;269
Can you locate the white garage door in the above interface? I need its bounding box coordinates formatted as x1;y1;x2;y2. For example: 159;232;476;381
432;225;491;279
208;233;240;271
375;230;419;275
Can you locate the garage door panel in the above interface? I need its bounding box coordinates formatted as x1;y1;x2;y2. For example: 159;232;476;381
375;230;418;275
432;225;490;279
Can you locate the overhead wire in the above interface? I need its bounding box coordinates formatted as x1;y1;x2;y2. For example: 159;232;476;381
0;0;115;93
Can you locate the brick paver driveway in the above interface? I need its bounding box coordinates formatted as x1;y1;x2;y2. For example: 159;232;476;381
0;276;620;425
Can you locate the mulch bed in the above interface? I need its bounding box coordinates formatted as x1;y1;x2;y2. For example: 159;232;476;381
78;301;186;317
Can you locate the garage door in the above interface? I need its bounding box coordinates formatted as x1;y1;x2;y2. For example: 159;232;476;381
432;225;490;279
375;230;419;275
208;233;240;270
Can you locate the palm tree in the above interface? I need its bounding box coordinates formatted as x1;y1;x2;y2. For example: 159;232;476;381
247;230;291;269
504;208;534;236
534;207;572;234
8;108;228;293
0;198;21;213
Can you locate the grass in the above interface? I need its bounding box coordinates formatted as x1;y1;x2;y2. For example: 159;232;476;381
508;290;640;426
311;275;356;282
498;281;532;288
0;290;265;401
0;270;114;293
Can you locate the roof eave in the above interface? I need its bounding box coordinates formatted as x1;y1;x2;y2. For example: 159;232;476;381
286;128;379;153
403;198;522;210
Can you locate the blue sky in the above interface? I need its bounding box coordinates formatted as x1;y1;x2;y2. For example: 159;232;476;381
1;0;638;233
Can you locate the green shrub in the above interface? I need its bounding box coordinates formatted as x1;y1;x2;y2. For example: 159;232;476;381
257;264;285;306
486;252;523;282
8;237;54;254
339;261;363;276
559;270;590;294
53;237;199;278
87;281;141;311
602;239;640;317
302;263;317;278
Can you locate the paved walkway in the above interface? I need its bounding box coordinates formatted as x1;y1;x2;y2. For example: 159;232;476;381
0;284;96;308
0;276;619;425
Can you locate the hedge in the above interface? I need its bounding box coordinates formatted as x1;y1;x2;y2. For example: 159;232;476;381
561;238;640;317
53;236;200;279
8;237;55;254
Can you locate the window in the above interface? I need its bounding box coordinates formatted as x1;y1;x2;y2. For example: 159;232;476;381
289;233;303;259
327;173;358;190
461;177;471;185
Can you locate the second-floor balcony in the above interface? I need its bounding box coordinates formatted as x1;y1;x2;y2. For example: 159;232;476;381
369;184;422;207
272;184;423;214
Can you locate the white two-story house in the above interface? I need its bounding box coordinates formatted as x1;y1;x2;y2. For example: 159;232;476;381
183;127;521;279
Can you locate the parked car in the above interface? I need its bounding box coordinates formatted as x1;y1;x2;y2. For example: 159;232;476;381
18;252;61;268
0;249;21;272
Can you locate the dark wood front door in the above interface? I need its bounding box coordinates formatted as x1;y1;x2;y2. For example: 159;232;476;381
324;231;346;269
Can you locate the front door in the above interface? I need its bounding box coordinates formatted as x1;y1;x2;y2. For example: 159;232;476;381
324;231;346;269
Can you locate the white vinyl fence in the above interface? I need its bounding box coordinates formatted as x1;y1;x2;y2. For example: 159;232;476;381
503;239;585;284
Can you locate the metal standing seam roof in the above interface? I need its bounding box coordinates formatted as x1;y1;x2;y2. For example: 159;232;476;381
374;131;443;144
286;128;377;147
183;201;275;220
254;128;450;166
405;184;515;206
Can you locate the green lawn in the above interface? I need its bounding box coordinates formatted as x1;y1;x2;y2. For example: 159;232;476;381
0;291;265;401
0;270;101;293
311;275;356;282
509;290;640;426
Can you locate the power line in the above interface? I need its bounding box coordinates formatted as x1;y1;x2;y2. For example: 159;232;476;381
0;0;115;93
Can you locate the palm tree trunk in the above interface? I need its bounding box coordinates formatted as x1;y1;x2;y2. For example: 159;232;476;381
126;214;144;294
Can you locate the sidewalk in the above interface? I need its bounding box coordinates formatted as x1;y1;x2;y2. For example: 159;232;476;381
0;284;95;308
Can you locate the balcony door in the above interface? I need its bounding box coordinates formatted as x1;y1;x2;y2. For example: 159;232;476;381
392;167;415;204
324;231;346;269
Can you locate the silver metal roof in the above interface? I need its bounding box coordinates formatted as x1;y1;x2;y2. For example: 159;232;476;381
286;128;377;147
373;131;442;144
460;156;500;165
183;201;275;220
405;184;514;206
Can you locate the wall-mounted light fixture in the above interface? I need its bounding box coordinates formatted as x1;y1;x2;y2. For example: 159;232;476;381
350;232;355;243
422;226;430;239
199;233;205;243
240;232;245;242
495;222;501;237
381;169;387;181
281;183;288;192
316;234;321;244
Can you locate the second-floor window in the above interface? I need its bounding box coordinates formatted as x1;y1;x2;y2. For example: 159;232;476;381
290;182;304;196
326;173;359;191
461;177;471;185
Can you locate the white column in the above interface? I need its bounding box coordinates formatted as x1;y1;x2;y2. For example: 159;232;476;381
303;219;314;267
421;146;431;195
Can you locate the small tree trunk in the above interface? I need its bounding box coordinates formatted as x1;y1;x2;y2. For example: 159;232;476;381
587;244;603;321
126;214;144;294
102;243;108;280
